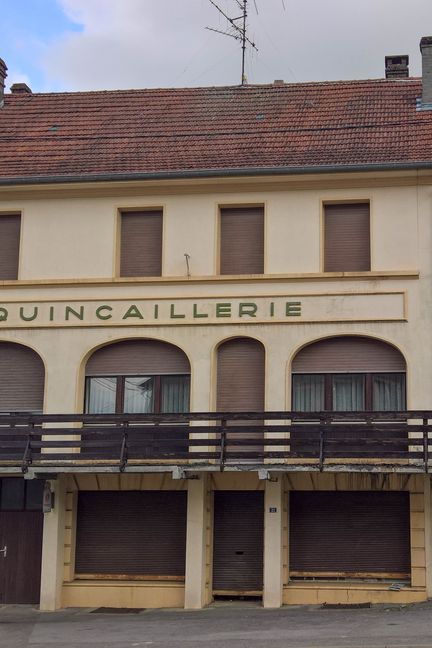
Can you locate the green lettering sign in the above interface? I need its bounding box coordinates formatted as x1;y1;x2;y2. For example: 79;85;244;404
170;304;186;319
122;305;144;320
193;303;208;318
286;301;302;317
19;306;38;321
239;302;257;317
96;305;113;320
0;307;8;322
65;306;84;321
216;303;231;318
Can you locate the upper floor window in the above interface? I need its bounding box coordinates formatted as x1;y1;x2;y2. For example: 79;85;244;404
291;336;406;412
0;214;21;280
84;340;190;415
219;206;264;275
120;210;162;277
323;203;370;272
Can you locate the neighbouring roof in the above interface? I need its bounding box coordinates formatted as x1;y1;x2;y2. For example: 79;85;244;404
0;78;431;184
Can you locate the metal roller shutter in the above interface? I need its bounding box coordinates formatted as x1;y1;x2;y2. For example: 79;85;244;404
220;207;264;275
0;214;20;280
213;491;264;591
290;491;410;576
120;210;162;277
86;340;190;376
292;336;405;373
0;342;44;412
75;491;187;577
217;338;265;411
324;203;370;272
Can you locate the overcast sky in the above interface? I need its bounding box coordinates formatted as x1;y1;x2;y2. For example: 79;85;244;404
2;0;432;92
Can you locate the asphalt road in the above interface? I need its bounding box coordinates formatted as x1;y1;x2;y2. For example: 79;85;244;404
2;601;432;648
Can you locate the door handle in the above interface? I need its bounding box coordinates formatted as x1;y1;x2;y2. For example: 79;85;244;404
0;546;6;558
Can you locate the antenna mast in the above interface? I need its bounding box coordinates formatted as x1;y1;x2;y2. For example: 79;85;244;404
207;0;258;85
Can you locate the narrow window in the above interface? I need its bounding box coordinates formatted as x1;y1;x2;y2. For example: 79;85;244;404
324;203;370;272
120;210;162;277
0;214;20;280
220;206;264;275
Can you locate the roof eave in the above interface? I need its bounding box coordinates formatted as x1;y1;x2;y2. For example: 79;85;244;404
0;162;431;186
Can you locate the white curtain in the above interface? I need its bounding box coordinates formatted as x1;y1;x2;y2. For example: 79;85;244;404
161;376;190;413
292;374;325;411
332;374;364;411
373;374;405;411
123;377;154;413
85;377;117;414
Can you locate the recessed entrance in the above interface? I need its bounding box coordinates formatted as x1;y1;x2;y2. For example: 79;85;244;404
212;491;264;596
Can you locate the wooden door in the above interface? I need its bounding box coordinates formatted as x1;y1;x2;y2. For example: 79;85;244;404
0;512;43;604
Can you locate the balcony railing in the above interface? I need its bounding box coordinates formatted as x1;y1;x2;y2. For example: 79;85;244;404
0;411;430;474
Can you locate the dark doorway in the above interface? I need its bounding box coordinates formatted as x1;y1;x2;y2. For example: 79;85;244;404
0;479;44;604
213;491;264;594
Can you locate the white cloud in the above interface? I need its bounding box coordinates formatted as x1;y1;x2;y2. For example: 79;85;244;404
39;0;432;91
6;69;32;90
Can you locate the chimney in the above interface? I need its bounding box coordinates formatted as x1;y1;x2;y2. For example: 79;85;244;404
385;55;409;79
10;83;32;95
0;58;7;107
420;36;432;108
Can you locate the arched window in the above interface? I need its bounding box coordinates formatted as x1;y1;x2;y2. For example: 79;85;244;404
85;340;190;414
292;336;406;412
216;337;265;412
0;342;45;413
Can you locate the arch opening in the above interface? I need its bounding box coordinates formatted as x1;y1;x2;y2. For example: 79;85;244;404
291;336;406;412
84;339;191;415
0;341;45;413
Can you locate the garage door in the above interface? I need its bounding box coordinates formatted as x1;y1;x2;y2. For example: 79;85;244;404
75;491;187;578
213;491;264;592
290;491;410;578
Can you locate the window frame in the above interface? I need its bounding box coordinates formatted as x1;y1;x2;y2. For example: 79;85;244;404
117;208;163;278
322;200;371;273
218;204;265;276
0;212;21;281
292;372;406;412
85;373;191;415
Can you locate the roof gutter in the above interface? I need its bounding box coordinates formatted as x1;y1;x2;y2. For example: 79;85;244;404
0;161;431;186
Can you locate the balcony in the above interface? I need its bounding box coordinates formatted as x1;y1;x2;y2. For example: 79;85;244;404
0;411;430;475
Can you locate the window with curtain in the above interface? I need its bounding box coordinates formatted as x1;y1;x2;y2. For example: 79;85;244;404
292;373;405;412
85;375;190;414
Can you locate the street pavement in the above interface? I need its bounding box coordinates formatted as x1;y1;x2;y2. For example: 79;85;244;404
1;600;432;648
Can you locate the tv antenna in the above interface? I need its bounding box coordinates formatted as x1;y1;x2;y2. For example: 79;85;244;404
206;0;258;85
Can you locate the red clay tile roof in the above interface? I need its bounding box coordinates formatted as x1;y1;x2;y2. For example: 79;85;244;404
0;78;431;182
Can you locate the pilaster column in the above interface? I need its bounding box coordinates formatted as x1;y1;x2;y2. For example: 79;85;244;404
263;476;284;608
39;476;67;610
184;475;210;609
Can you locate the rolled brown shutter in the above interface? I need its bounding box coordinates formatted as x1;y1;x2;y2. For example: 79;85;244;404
75;491;187;577
217;338;265;411
292;336;405;373
0;215;20;280
290;491;410;575
120;210;162;277
0;342;44;412
86;340;190;376
324;203;370;272
213;491;264;591
220;207;264;275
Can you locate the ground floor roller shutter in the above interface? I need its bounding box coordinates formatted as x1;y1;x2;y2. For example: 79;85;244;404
75;491;187;578
290;491;410;577
213;491;264;592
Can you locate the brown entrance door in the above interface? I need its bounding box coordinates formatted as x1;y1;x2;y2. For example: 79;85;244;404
213;491;264;593
0;479;44;604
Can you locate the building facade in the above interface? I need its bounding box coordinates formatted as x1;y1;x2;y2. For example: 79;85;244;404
1;40;432;610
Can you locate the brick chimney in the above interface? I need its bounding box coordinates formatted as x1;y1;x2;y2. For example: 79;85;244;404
10;83;32;94
420;36;432;108
385;55;409;79
0;58;7;107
